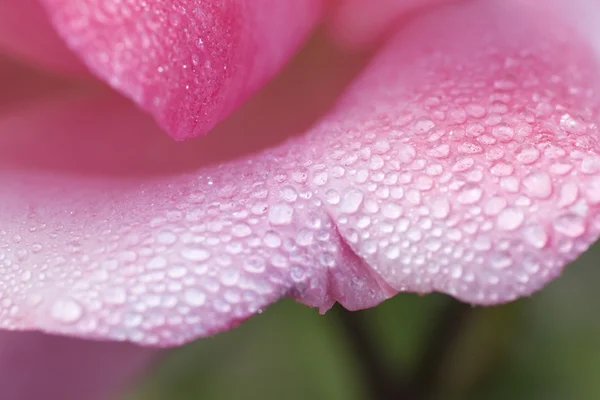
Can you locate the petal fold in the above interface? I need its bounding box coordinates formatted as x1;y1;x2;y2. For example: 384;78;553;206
39;0;323;139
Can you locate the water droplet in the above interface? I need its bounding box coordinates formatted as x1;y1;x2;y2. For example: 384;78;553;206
500;176;520;193
491;124;515;142
340;189;364;214
373;140;391;154
414;118;435;133
181;247;210;262
553;213;586;238
325;189;341;205
516;147;540;164
157;231;177;245
147;256;167;269
560;113;586;134
104;287;127;305
398;144;416;163
220;268;240;286
523;224;548;249
453;157;474;172
406;189;421;205
466;104;487;118
550;163;573;176
312;171;328;186
290;267;307;283
385;246;401;260
369;156;385;170
428;144;450;159
268;204;294;225
448;108;467;124
497;208;524;231
458;142;483;154
50;297;83;324
296;229;314;246
522;172;553;199
263;231;282;248
244;256;266;274
490;252;513;269
425;238;442;251
280;186;298;202
357;216;371;229
431;198;451;219
292;169;308;183
581;155;600;175
490;162;514;177
585;176;600;204
558;182;579;208
184;288;206;306
232;223;252;237
486;147;505;162
457;184;483;205
494;78;517;91
382;203;403;219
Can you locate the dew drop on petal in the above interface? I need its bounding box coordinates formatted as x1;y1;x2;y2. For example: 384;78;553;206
523;224;549;249
340;188;365;214
585;176;600;204
50;297;83;324
497;207;525;231
516;147;540;164
522;172;553;199
457;185;483;204
232;223;252;237
183;288;206;306
268;203;294;225
398;144;417;163
553;213;586;238
181;247;211;262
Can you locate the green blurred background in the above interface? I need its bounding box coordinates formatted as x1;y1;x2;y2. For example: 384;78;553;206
122;241;600;400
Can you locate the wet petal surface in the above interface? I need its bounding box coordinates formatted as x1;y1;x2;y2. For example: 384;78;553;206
1;0;599;346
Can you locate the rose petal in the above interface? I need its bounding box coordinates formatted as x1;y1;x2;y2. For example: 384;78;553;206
1;0;599;346
39;0;323;140
0;331;157;400
0;0;85;73
539;0;600;53
316;1;600;304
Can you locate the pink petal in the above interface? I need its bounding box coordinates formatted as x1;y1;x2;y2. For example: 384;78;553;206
39;0;323;140
0;331;157;400
0;0;85;73
1;0;599;346
328;0;457;49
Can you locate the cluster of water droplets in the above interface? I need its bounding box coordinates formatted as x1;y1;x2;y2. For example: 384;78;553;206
299;31;600;304
0;153;392;344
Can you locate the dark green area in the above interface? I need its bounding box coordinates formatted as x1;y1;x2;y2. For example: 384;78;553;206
124;241;600;400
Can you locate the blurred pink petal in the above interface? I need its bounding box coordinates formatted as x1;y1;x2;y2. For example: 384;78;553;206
0;0;598;348
328;0;459;49
0;331;158;400
39;0;323;140
0;0;85;73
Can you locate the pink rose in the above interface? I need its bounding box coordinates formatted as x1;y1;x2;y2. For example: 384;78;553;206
0;0;599;398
